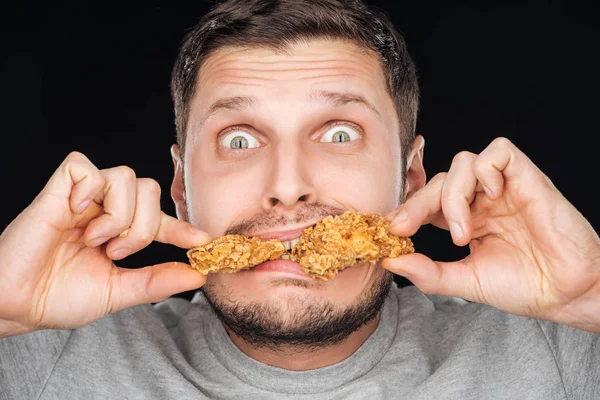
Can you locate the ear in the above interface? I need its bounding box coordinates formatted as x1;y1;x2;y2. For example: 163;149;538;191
170;144;188;222
404;135;426;201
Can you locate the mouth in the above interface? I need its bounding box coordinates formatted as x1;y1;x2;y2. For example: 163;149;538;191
252;223;316;246
251;258;311;279
249;231;308;276
281;237;301;251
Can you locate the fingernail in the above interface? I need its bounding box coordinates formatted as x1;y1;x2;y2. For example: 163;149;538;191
77;200;92;214
89;236;110;247
449;221;464;242
112;248;130;259
393;209;408;224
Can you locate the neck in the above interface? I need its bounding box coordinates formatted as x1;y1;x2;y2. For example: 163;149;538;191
225;313;381;371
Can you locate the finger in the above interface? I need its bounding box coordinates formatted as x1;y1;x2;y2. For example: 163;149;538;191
474;137;543;200
106;178;162;260
155;213;213;249
473;138;511;199
41;152;106;217
83;166;137;247
441;151;478;246
388;172;448;237
382;254;482;302
108;262;207;311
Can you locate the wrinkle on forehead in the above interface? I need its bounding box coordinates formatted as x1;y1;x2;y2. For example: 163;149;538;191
185;39;398;148
197;39;387;88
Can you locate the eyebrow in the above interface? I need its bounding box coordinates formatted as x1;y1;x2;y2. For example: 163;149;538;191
308;90;383;122
197;90;383;131
198;95;257;130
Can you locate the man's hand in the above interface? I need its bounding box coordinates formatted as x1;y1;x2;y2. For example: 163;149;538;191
384;137;600;333
0;152;211;338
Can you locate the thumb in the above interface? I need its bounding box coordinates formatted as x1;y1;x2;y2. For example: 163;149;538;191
109;262;206;311
381;253;479;301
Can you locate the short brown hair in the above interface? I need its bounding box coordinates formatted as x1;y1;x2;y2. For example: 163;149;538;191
171;0;419;159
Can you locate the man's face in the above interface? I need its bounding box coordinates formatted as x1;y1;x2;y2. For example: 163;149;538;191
173;39;408;346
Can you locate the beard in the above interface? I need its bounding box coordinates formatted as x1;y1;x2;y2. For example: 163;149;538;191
201;269;393;352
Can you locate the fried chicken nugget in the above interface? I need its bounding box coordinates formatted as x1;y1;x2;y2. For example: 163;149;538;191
187;235;286;275
291;211;414;280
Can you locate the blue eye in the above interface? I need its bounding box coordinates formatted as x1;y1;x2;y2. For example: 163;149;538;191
320;125;360;143
220;131;260;149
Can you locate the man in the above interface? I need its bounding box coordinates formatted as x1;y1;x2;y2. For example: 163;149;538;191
1;0;598;398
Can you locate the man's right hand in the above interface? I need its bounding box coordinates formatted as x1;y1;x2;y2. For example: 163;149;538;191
0;152;211;338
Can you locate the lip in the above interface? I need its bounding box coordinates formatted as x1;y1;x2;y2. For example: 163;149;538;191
252;223;315;241
252;259;312;278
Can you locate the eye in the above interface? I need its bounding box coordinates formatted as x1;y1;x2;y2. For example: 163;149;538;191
320;124;361;143
220;130;261;150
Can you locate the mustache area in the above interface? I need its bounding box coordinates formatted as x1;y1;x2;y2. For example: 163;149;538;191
224;203;346;237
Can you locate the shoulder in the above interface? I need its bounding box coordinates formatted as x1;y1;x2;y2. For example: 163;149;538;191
536;319;600;394
0;329;72;398
390;284;494;321
152;291;213;328
389;285;549;348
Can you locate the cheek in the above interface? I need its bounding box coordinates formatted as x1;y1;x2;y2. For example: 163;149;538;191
313;151;400;214
186;156;266;236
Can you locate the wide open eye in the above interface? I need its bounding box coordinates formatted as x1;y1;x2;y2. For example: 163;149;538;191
220;130;261;150
320;125;361;143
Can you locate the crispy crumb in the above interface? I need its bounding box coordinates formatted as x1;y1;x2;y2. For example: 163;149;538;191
186;211;413;279
291;211;414;280
187;235;286;274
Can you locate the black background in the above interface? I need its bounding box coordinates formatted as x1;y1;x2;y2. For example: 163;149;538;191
1;0;598;297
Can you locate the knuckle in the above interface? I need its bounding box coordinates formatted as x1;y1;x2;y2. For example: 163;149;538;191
138;178;161;196
452;151;475;164
491;136;513;149
64;152;95;172
112;219;132;233
65;151;88;163
114;165;136;181
120;230;154;250
135;230;155;246
108;213;132;231
431;172;447;183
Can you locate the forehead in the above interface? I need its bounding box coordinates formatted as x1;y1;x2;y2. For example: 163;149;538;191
198;39;386;84
187;39;394;127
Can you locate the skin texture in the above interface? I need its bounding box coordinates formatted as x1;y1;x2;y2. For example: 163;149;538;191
170;40;427;369
384;139;600;333
1;37;599;376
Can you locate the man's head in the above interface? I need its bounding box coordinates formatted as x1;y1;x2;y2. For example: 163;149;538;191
169;0;426;352
171;0;420;164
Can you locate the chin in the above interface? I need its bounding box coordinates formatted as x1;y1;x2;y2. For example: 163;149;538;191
204;261;381;306
200;267;393;349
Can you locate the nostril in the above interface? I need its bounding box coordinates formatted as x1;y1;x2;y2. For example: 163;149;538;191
266;193;311;208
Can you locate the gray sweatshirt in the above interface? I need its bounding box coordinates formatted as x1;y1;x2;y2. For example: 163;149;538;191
1;285;598;399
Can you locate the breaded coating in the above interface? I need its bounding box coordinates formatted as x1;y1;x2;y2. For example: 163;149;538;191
291;211;414;280
187;235;286;274
186;211;414;279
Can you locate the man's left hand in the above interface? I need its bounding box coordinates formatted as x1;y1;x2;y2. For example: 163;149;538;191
384;137;600;333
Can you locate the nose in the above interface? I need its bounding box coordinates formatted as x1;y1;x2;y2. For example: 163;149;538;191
261;140;316;211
